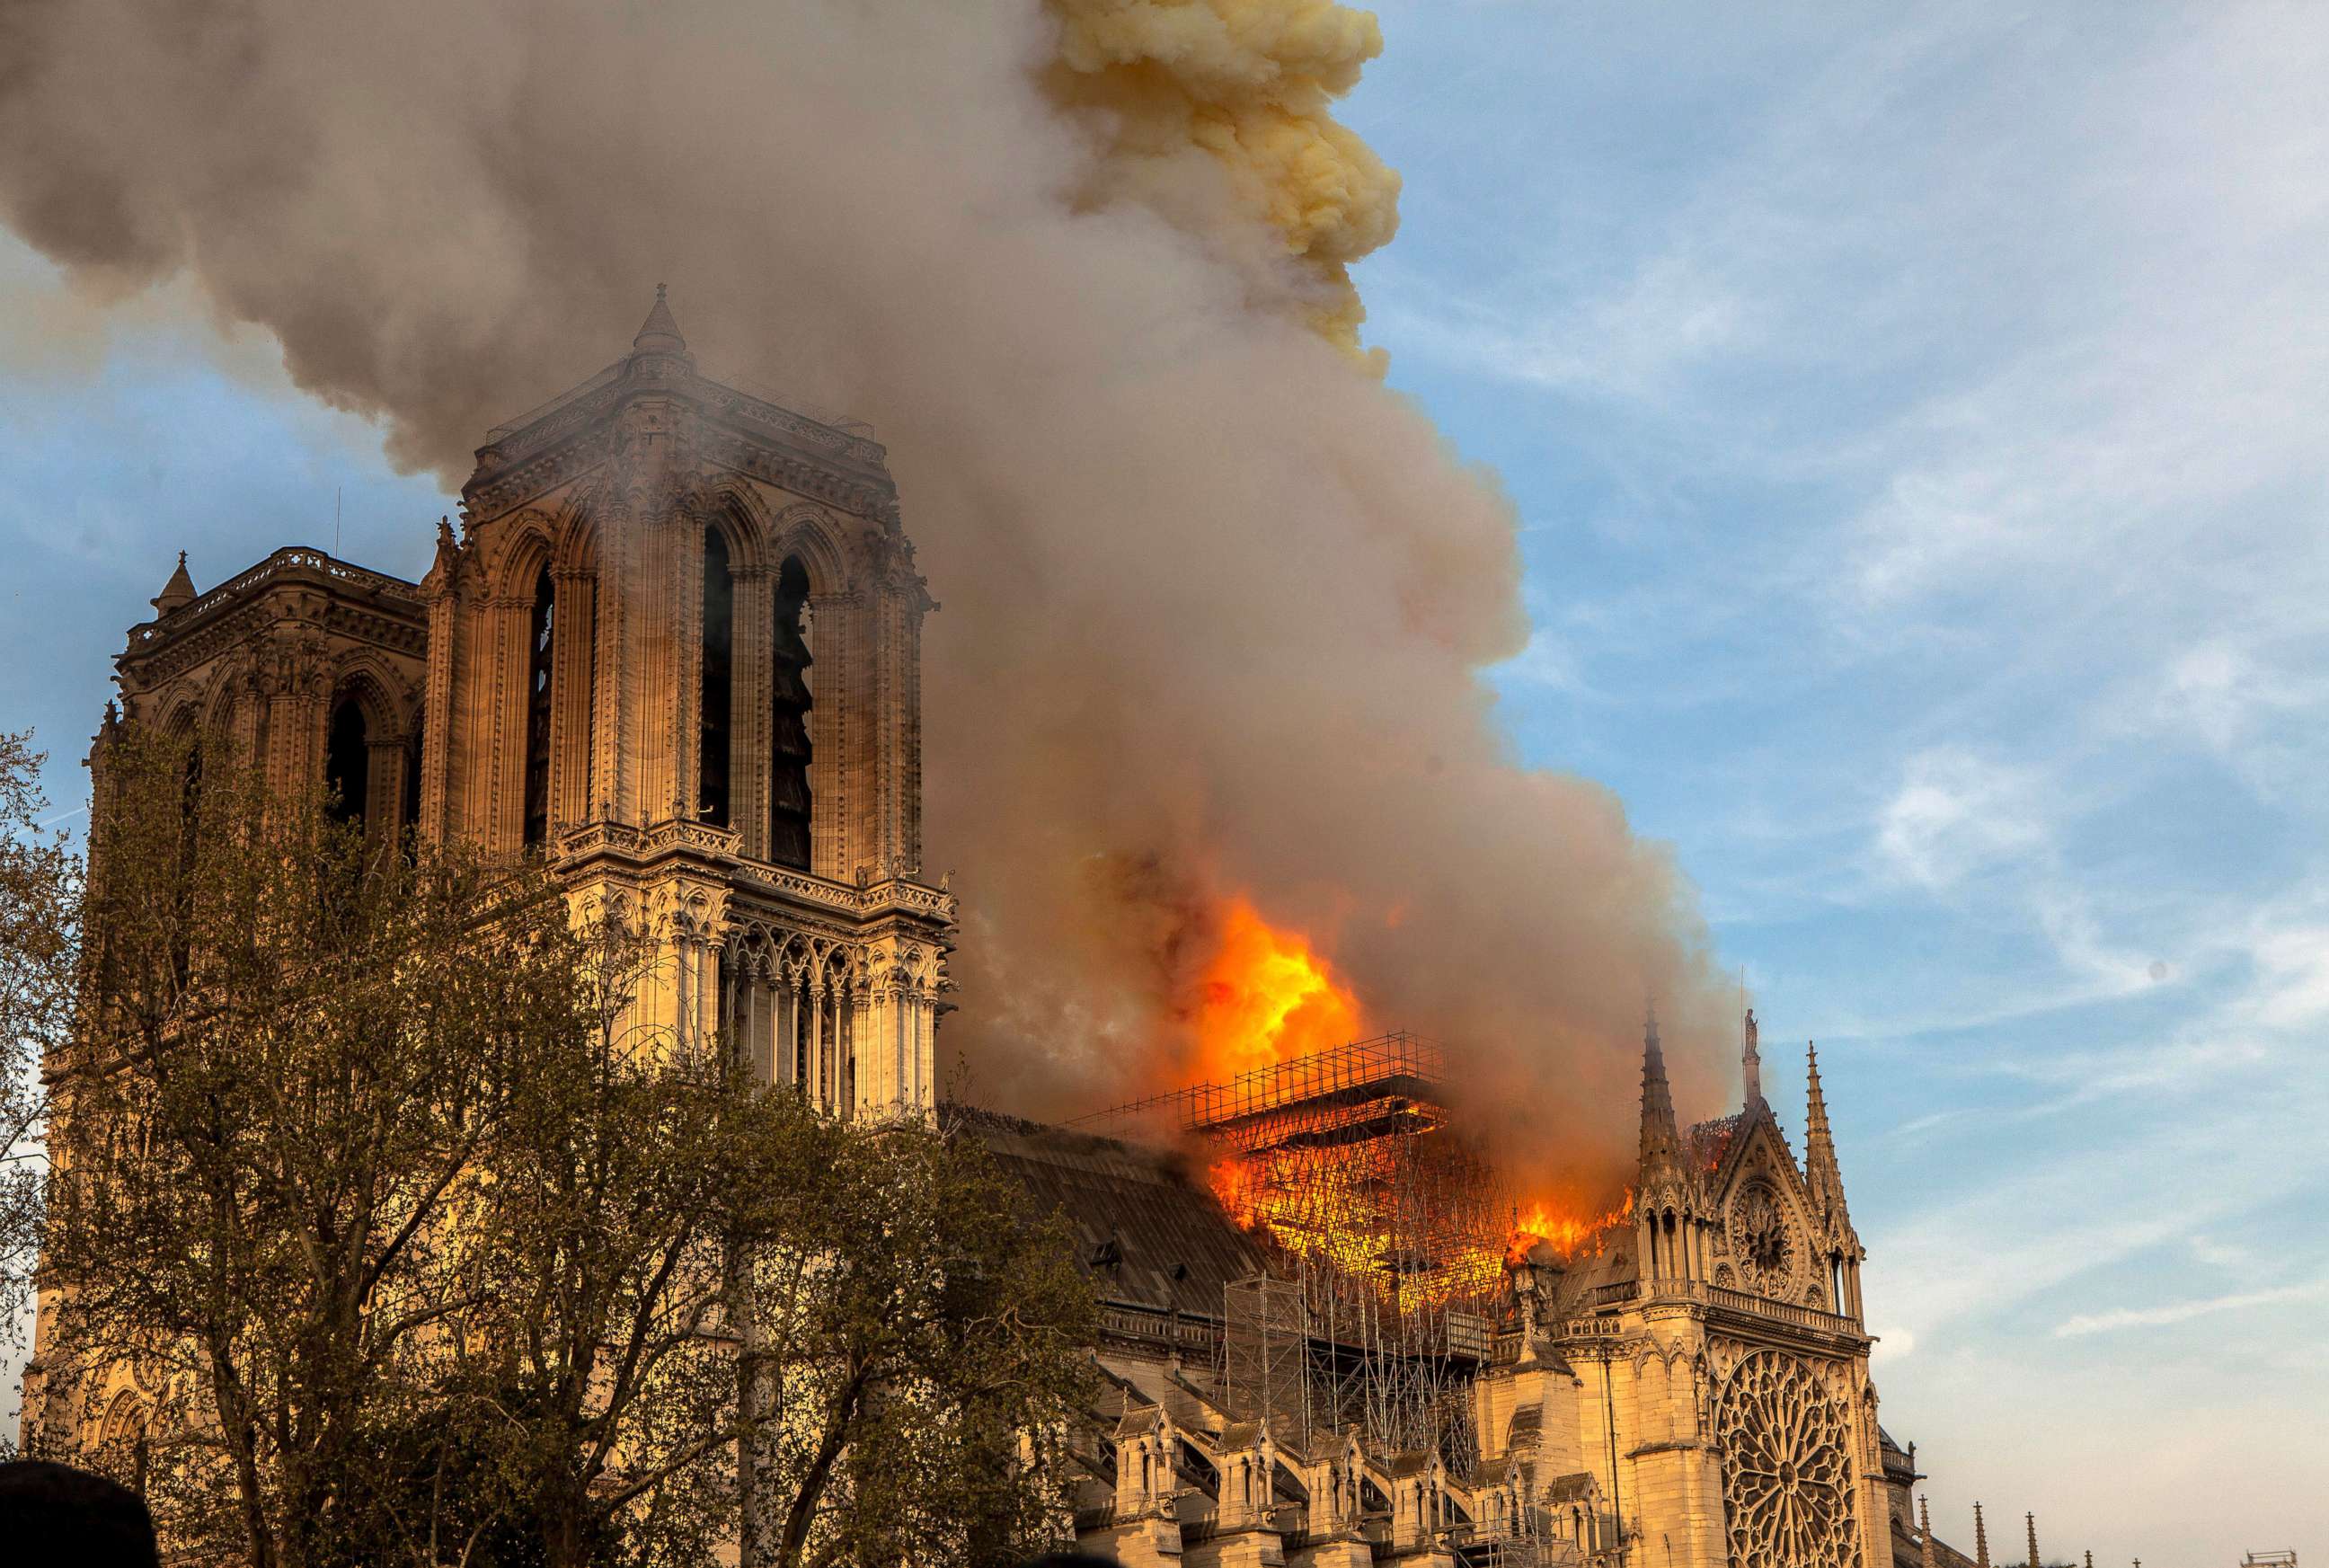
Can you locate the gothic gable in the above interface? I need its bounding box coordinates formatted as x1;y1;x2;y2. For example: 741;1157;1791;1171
1706;1104;1827;1305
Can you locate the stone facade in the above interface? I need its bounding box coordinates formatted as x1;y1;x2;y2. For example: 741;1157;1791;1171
415;288;955;1104
1010;1013;1908;1568
85;289;954;1113
21;291;958;1453
30;295;1947;1568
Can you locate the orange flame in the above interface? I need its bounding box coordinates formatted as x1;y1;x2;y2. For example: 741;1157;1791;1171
1506;1192;1634;1268
1189;895;1365;1084
1182;899;1633;1318
1208;1156;1265;1230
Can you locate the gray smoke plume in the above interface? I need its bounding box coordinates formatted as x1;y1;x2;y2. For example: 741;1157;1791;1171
0;0;1735;1187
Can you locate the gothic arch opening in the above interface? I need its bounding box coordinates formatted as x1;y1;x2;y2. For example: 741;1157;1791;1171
700;527;734;828
324;695;370;828
173;718;203;846
521;567;555;848
402;703;424;846
768;554;813;871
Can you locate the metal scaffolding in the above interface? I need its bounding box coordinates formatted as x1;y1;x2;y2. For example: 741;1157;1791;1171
1221;1273;1310;1442
1081;1032;1502;1469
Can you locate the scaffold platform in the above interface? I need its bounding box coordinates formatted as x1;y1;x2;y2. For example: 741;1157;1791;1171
1070;1030;1448;1147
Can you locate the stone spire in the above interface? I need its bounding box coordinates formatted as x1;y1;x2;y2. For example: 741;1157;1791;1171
1742;1005;1764;1108
1974;1502;1990;1568
1918;1495;1931;1542
631;282;689;358
151;550;197;616
1803;1041;1851;1227
1638;1002;1682;1177
2025;1512;2041;1568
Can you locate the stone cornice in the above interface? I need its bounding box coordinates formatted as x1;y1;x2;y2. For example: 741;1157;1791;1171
120;549;427;689
463;354;898;524
552;821;955;931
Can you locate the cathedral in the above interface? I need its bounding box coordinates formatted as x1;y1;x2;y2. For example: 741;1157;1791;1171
29;294;1994;1568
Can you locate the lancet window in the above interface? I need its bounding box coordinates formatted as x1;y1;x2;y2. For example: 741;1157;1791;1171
699;528;734;828
521;567;555;848
402;704;423;843
324;696;369;827
768;555;813;869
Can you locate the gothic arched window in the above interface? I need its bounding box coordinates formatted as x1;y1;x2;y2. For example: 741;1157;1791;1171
177;727;203;855
522;567;555;848
325;695;370;827
402;703;423;843
768;555;813;870
699;528;734;828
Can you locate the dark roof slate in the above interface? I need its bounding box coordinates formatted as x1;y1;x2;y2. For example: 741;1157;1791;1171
950;1105;1276;1321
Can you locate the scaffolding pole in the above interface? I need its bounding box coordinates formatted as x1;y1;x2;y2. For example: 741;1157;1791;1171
1089;1032;1502;1472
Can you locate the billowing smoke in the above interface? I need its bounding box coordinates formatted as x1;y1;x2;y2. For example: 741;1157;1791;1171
1045;0;1399;355
0;0;1734;1183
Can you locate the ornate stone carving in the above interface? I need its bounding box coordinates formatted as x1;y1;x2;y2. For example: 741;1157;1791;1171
1716;1350;1863;1568
1728;1179;1797;1297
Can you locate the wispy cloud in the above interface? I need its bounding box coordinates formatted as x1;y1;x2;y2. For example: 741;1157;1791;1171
2056;1278;2329;1338
1350;10;2329;1554
1872;748;2048;892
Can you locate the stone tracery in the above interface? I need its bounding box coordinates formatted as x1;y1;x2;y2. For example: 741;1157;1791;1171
1717;1350;1864;1568
1729;1178;1796;1296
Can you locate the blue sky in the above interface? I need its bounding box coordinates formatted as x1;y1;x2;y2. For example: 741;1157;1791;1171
4;4;2324;1561
1347;4;2329;1559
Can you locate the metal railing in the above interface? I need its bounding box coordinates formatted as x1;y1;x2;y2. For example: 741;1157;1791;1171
1069;1030;1446;1133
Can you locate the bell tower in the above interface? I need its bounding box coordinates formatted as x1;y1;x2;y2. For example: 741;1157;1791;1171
415;289;955;1117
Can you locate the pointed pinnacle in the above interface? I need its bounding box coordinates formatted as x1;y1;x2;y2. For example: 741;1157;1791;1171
153;549;198;615
631;282;687;356
1638;1003;1680;1171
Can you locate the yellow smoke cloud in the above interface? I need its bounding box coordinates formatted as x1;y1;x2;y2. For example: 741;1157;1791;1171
1046;0;1400;358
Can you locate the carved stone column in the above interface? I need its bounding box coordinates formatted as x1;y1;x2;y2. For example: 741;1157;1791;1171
365;736;403;846
481;593;531;849
549;564;598;833
805;590;852;881
731;562;770;859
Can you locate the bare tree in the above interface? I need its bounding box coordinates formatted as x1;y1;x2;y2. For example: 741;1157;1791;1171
447;998;1101;1568
40;726;602;1565
0;731;75;1395
37;723;1098;1568
723;1106;1099;1568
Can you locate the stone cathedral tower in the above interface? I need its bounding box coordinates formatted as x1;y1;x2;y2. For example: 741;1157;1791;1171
40;294;1971;1568
88;290;957;1118
422;288;956;1113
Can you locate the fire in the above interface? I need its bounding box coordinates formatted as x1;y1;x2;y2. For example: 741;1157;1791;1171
1182;898;1634;1322
1506;1193;1634;1268
1188;896;1365;1084
1207;1156;1265;1230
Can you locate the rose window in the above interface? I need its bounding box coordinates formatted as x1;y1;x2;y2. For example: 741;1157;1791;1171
1716;1351;1861;1568
1728;1181;1793;1294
